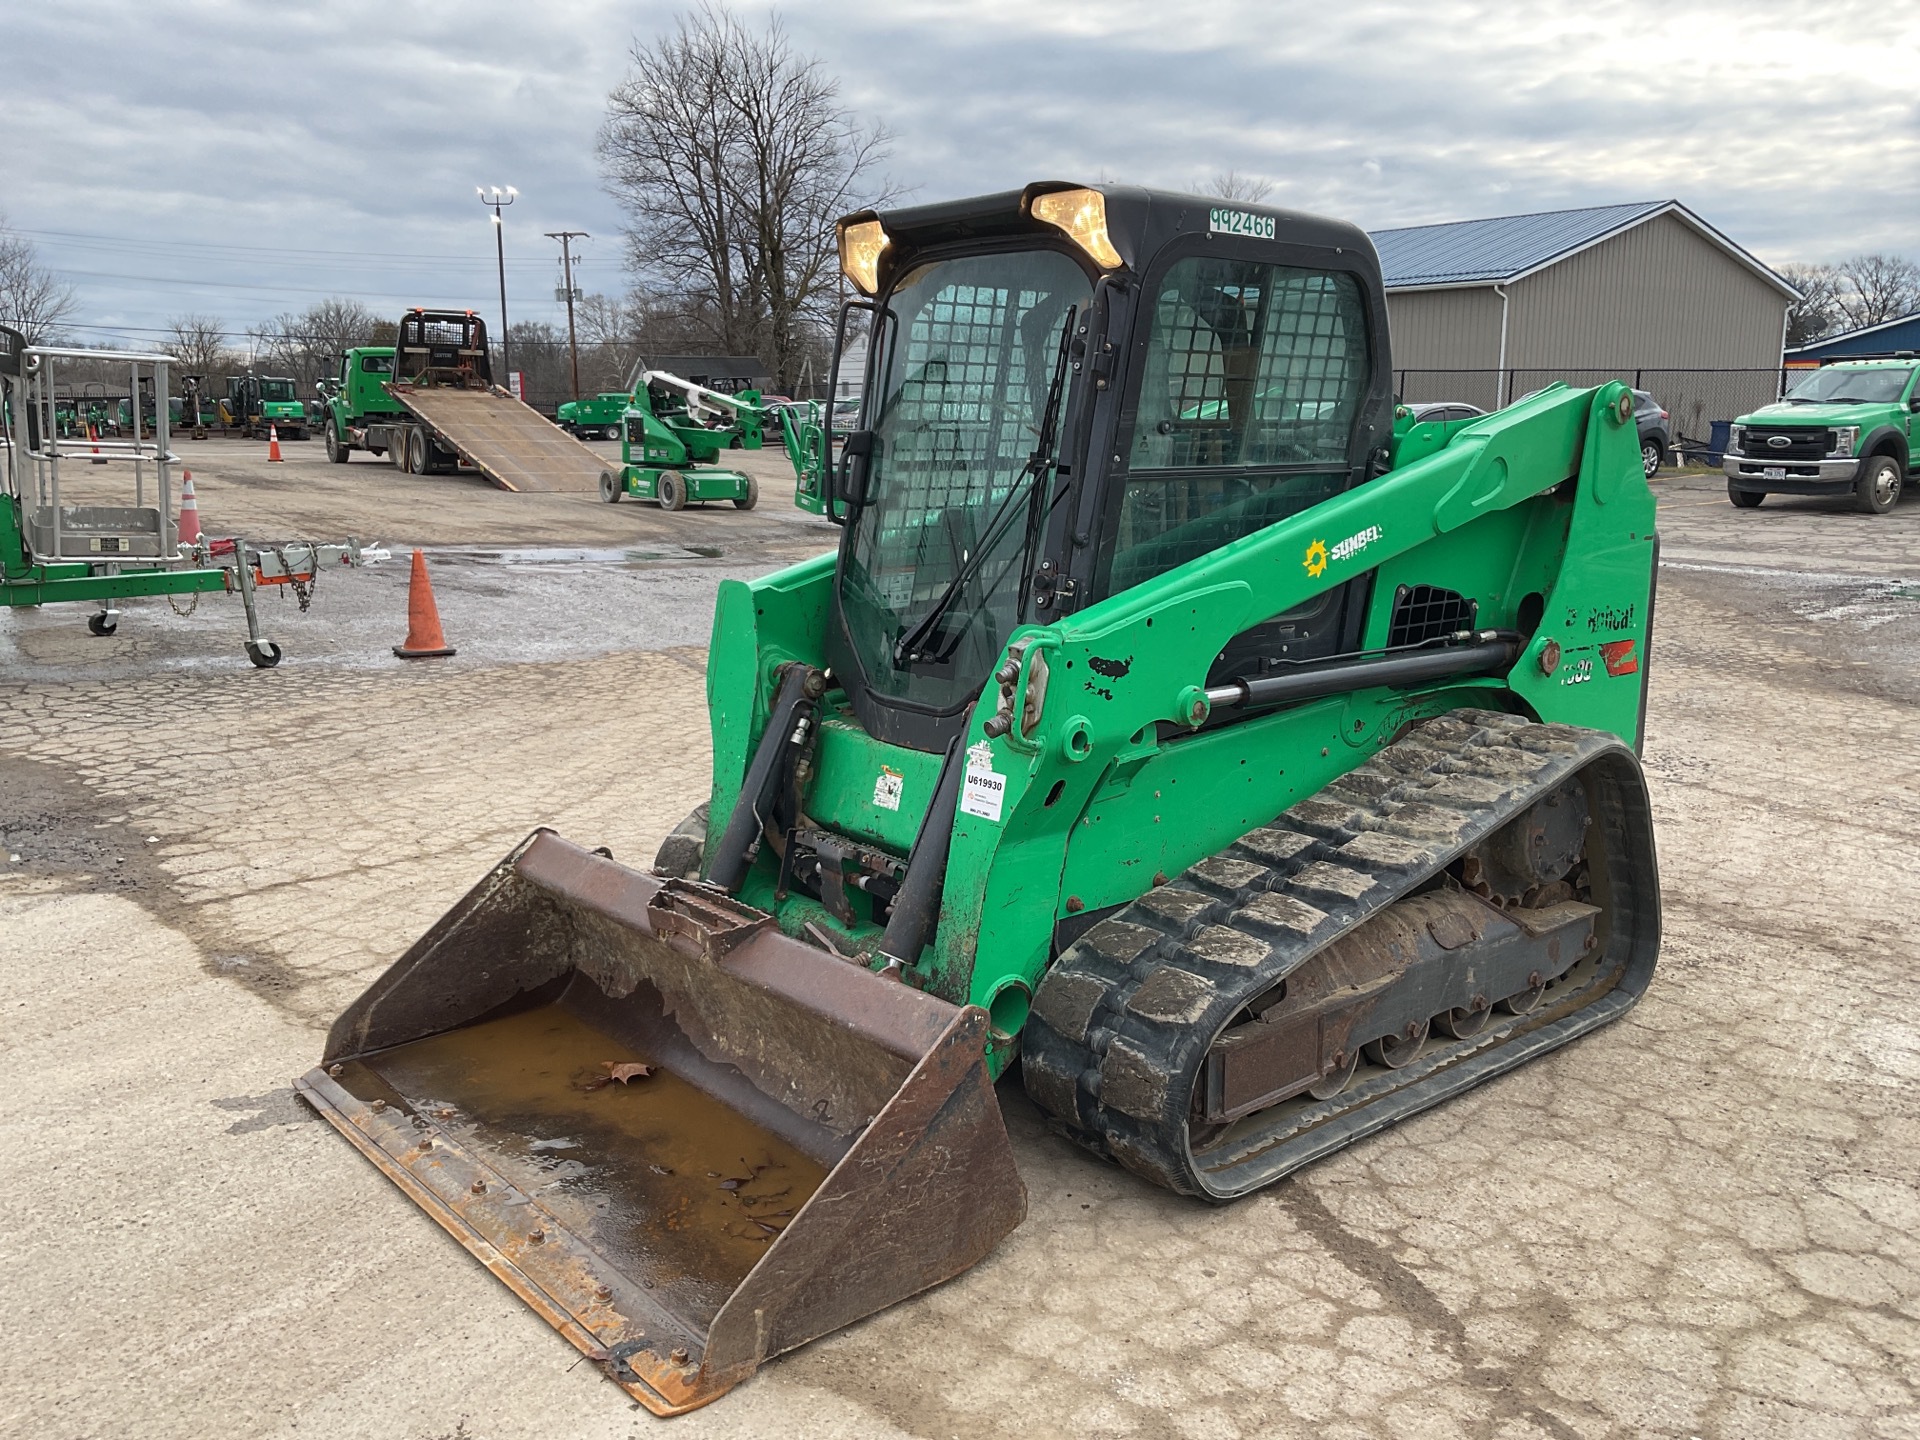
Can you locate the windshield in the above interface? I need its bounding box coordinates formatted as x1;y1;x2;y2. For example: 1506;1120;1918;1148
1784;367;1914;404
838;248;1091;717
261;379;296;401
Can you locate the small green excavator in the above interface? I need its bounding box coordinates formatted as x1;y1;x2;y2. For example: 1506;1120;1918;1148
299;183;1661;1415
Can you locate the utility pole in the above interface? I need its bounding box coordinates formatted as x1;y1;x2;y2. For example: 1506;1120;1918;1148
477;185;517;387
545;230;589;403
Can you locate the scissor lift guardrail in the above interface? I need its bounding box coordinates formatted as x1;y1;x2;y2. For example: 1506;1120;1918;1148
1;325;383;668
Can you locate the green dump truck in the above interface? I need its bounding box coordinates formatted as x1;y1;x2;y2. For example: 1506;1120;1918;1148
1724;358;1919;514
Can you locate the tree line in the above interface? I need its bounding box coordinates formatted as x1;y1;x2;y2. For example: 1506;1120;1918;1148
1780;256;1920;348
11;5;1920;398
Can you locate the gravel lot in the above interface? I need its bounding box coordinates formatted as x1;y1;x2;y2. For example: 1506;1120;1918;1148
3;446;1916;1440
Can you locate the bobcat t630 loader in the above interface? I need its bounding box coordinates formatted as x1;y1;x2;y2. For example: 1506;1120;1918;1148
297;184;1661;1414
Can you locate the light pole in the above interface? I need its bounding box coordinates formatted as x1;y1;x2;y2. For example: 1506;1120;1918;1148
545;230;589;403
477;185;517;388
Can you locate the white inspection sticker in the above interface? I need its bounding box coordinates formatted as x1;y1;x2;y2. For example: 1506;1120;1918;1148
960;740;1007;822
873;767;904;811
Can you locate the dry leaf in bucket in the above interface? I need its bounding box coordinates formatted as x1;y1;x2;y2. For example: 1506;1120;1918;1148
581;1061;655;1091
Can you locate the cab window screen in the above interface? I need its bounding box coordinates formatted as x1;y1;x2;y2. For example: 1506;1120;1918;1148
1108;258;1368;594
360;355;394;374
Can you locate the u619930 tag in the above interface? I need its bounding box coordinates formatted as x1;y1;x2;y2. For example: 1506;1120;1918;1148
960;742;1006;822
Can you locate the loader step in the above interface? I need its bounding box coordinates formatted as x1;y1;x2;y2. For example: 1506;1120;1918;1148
1021;709;1660;1199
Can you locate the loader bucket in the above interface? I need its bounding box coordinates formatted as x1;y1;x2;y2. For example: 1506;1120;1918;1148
294;830;1025;1415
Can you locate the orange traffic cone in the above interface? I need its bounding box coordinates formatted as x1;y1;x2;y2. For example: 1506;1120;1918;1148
90;423;107;464
177;471;201;545
267;425;283;462
392;549;456;660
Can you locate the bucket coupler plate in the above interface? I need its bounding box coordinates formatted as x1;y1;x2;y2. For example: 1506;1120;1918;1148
296;830;1025;1414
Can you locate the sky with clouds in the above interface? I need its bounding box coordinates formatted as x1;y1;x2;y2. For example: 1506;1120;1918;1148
4;0;1917;346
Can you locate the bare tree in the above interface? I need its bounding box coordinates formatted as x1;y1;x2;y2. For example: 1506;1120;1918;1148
498;320;570;411
249;297;384;392
1197;171;1275;204
0;214;77;343
598;4;896;391
574;292;648;394
1835;253;1920;332
1779;263;1844;347
166;313;234;376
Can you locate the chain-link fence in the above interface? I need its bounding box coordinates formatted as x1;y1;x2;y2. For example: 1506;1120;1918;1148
1394;367;1792;447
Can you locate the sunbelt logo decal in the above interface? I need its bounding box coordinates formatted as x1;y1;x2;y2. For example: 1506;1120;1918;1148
1303;525;1382;578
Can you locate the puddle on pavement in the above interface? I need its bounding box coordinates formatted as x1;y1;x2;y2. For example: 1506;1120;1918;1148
438;545;725;567
338;1004;827;1326
1800;578;1920;628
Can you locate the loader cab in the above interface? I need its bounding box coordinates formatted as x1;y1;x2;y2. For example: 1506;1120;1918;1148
827;183;1396;752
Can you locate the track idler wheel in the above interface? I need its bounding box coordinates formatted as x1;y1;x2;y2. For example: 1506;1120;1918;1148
1434;998;1493;1038
1363;1017;1429;1069
1498;971;1549;1015
1307;1048;1358;1100
1459;782;1589;907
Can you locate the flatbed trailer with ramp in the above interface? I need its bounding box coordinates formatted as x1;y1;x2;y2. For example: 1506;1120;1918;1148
317;309;607;494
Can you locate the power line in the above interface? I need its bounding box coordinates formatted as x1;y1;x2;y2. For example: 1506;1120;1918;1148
4;223;602;267
51;318;619;347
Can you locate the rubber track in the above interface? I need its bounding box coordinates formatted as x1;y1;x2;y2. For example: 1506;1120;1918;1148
1021;708;1659;1199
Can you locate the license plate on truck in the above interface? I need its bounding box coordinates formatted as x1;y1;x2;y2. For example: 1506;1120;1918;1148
1762;467;1786;480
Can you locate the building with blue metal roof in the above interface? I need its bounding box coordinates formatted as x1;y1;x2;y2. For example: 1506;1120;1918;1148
1785;312;1920;364
1370;200;1797;438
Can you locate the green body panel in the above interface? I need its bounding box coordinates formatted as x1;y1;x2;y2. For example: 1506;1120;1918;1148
703;381;1653;1075
320;347;404;440
698;378;1658;1075
1733;361;1920;463
613;463;753;503
776;401;829;514
805;713;945;853
612;387;754;502
558;392;632;430
226;374;306;429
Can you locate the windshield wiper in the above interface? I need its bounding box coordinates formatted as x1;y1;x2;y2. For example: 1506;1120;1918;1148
893;307;1078;669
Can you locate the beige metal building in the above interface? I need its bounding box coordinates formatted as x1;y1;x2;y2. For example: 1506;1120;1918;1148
1371;201;1798;435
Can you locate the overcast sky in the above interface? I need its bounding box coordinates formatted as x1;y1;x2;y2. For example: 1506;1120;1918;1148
5;0;1917;347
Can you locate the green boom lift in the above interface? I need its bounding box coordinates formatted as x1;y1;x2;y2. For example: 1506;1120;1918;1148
299;183;1662;1414
598;368;828;512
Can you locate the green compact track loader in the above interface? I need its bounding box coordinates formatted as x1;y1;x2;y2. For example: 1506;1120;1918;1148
299;183;1662;1414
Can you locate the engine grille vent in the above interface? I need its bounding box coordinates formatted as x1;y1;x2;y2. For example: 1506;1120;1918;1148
1741;427;1831;461
1389;585;1477;648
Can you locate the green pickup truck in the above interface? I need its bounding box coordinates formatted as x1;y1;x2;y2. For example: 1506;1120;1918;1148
1724;359;1920;514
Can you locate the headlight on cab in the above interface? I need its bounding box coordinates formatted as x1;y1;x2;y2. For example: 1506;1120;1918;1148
1029;187;1124;269
1828;426;1858;458
838;219;890;296
1729;424;1745;455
